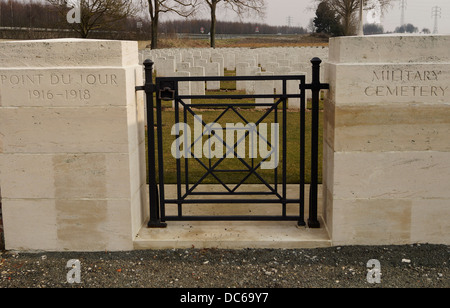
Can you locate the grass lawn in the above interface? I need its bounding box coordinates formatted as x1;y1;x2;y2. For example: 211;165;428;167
147;70;324;185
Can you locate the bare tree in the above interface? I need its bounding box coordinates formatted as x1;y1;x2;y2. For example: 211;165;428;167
314;0;395;36
47;0;137;38
203;0;266;48
144;0;197;49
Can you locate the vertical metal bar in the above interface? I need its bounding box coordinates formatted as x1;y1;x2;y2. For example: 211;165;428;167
184;104;189;197
175;87;182;218
274;99;278;194
308;58;322;228
282;79;287;218
145;60;167;228
156;82;167;223
298;76;306;227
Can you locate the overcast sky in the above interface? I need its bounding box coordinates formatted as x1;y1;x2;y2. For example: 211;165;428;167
16;0;450;35
219;0;450;34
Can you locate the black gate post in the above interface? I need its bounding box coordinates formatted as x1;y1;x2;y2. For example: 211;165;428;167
143;60;167;228
308;57;325;228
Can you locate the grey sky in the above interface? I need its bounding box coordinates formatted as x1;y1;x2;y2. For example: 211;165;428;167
220;0;450;34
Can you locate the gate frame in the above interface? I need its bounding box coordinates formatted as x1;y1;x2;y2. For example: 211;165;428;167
136;58;329;229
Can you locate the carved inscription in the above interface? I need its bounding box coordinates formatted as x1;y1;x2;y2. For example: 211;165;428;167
364;70;448;97
0;73;118;102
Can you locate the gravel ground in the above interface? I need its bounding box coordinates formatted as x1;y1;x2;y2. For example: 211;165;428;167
0;245;448;289
0;197;4;252
0;197;448;289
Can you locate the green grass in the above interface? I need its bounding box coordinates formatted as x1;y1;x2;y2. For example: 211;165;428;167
146;69;324;185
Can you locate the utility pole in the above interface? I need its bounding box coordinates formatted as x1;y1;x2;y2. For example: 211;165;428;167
432;6;442;34
400;0;407;26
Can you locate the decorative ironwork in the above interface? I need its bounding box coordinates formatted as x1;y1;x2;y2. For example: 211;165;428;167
136;58;329;229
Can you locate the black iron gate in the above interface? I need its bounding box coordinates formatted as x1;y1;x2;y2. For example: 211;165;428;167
136;58;329;229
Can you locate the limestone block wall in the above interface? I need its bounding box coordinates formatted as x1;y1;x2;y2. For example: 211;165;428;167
324;35;450;246
0;39;148;251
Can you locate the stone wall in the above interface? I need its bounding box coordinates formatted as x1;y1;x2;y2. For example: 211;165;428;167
324;35;450;246
0;39;148;251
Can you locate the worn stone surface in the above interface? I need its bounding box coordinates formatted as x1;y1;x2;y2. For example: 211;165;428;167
255;72;274;106
135;221;331;250
135;184;328;250
328;35;450;64
330;64;450;105
331;104;450;152
0;39;137;68
187;66;205;96
324;35;450;246
0;39;147;252
205;62;220;90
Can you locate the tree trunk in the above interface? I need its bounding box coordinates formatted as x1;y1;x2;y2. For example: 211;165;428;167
210;1;217;49
343;10;352;36
151;16;159;49
149;0;159;50
79;23;89;38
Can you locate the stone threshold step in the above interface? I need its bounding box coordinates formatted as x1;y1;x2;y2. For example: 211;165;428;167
133;219;331;250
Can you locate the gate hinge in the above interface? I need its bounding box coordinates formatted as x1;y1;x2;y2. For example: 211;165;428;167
135;84;156;93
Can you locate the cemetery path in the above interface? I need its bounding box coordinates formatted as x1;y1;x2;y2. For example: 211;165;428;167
0;244;448;288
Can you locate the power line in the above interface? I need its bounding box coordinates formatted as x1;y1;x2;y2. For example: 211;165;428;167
432;6;442;34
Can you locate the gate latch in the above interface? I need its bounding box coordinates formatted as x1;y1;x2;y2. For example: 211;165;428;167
159;87;175;100
158;81;176;101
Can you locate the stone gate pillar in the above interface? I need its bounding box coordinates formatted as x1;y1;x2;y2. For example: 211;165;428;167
324;35;450;245
0;39;148;251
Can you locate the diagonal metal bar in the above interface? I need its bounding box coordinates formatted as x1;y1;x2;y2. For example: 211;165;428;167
178;99;276;197
229;99;283;151
180;102;229;156
176;100;233;196
202;103;282;193
182;101;281;196
183;153;233;197
230;150;283;200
